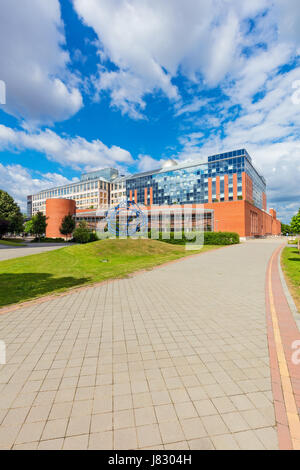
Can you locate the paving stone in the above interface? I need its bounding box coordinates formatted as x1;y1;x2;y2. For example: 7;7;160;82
134;407;157;426
137;424;162;448
0;240;283;450
212;434;240;450
188;437;215;450
159;420;185;444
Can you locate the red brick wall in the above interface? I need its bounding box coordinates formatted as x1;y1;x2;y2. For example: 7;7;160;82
262;192;267;211
204;201;246;236
224;175;229;201
242;172;253;203
233;174;238;200
204;200;281;237
46;199;76;239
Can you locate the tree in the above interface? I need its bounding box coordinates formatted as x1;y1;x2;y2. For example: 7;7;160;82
24;219;34;235
32;212;47;240
9;212;24;235
281;223;291;236
0;219;10;239
60;214;75;240
290;209;300;235
0;190;22;219
73;220;90;244
0;190;23;235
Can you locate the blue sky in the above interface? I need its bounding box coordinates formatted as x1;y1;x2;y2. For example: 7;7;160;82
0;0;300;222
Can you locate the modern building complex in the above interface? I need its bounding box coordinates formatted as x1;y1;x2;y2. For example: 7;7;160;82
27;149;281;238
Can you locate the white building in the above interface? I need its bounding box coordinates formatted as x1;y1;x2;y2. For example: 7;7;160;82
27;168;124;217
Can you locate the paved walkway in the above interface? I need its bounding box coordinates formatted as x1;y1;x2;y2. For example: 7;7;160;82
0;244;72;262
0;239;298;450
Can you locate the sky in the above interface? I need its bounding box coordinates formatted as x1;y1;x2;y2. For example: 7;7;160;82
0;0;300;223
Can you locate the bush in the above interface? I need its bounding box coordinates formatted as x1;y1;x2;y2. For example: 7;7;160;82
73;221;91;244
203;231;240;245
31;237;66;243
148;230;239;246
89;231;99;242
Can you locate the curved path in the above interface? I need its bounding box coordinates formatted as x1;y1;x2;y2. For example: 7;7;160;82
0;239;299;450
0;243;73;262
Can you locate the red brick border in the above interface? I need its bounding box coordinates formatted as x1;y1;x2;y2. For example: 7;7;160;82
266;244;300;450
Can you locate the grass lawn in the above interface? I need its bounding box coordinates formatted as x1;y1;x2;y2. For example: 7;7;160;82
0;238;223;307
0;239;25;246
281;246;300;312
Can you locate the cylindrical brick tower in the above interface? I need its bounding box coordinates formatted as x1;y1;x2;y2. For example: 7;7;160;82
46;199;76;239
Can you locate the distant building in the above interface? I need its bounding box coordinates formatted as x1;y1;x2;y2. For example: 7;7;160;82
27;167;118;217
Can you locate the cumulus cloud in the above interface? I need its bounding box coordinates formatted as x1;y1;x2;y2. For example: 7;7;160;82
0;163;79;212
72;0;290;118
0;0;83;124
137;154;163;173
0;125;133;170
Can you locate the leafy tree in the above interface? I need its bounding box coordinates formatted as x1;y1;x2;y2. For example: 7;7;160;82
9;213;24;234
0;219;10;239
60;214;75;240
24;219;34;235
281;223;291;236
290;209;300;235
32;212;47;240
0;190;22;218
73;220;90;244
0;190;23;235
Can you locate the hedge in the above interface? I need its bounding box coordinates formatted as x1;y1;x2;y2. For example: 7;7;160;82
31;237;66;243
203;231;240;245
149;231;239;246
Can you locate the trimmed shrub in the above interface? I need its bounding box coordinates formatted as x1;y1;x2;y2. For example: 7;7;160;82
203;231;240;245
148;230;239;246
31;237;65;243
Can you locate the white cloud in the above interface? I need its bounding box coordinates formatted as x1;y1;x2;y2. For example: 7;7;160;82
72;0;272;118
0;0;83;124
0;163;79;212
175;98;210;116
137;154;162;172
0;125;133;170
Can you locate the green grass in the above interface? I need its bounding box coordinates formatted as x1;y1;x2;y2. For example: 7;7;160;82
0;239;222;307
281;247;300;312
0;239;25;246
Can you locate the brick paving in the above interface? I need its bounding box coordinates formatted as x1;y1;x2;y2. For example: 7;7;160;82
266;244;300;449
0;238;294;449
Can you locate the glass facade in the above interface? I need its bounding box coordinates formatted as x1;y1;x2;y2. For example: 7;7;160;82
80;168;119;182
126;149;266;210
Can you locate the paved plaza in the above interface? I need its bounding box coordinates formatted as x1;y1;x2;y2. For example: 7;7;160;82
0;239;297;449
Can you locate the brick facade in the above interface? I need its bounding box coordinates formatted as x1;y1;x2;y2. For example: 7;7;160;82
46;199;76;239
